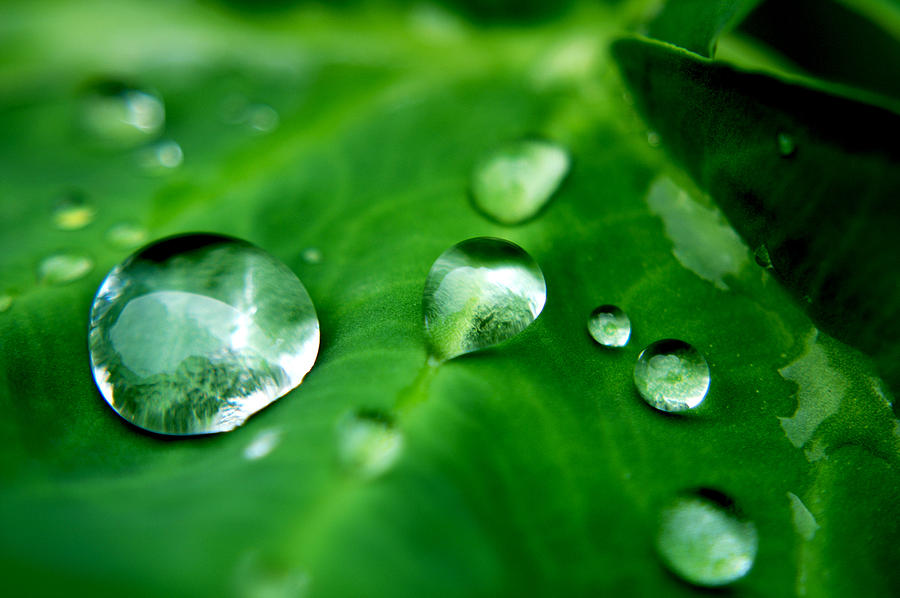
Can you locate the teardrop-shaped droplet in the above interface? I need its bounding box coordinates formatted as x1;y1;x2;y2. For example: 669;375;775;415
754;243;774;270
81;81;164;146
337;410;403;478
587;305;631;348
657;491;758;587
777;132;796;157
88;234;319;435
52;190;96;230
634;339;710;412
423;237;546;360
38;252;93;285
470;139;570;225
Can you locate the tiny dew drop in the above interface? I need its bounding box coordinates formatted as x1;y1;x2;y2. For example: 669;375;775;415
38;252;93;285
634;339;710;412
0;292;14;313
657;491;758;587
52;190;96;230
754;244;774;270
81;81;164;146
88;234;320;435
587;305;631;348
646;130;661;147
246;104;279;133
777;132;796;157
337;410;403;478
423;237;546;360
470;139;570;225
301;247;322;264
139;139;183;173
106;222;148;249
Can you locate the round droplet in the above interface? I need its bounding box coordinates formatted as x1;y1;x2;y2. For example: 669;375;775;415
139;139;183;173
587;305;631;347
657;492;758;587
647;130;661;147
470;139;570;225
246;104;279;133
38;252;93;285
634;339;710;412
106;222;148;249
52;190;96;230
423;237;546;360
301;247;322;264
88;234;320;435
81;81;164;146
777;132;796;157
337;410;403;478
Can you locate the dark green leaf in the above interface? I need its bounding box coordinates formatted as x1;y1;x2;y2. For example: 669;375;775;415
646;0;762;56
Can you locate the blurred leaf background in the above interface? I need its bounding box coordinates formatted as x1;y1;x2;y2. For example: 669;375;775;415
1;0;898;596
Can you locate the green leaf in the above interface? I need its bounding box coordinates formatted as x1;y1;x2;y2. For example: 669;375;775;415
646;0;763;56
1;2;898;597
612;36;900;395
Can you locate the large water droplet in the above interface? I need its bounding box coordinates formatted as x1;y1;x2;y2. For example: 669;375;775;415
423;237;546;360
777;132;796;157
337;410;403;478
81;81;164;146
470;139;570;225
38;252;93;285
657;492;758;587
587;305;631;348
634;339;710;412
88;234;320;435
52;190;96;230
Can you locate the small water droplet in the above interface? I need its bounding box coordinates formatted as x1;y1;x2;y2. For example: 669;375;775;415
647;130;661;147
423;237;546;360
657;491;758;587
470;139;570;225
139;139;183;172
81;81;164;146
0;292;14;313
754;244;774;270
634;339;710;412
106;222;148;249
247;104;279;133
38;253;93;285
338;410;403;478
243;428;282;461
777;132;796;157
587;305;631;347
88;234;320;435
52;190;96;230
301;247;322;264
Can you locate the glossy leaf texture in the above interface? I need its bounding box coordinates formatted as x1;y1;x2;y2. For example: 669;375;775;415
0;1;898;597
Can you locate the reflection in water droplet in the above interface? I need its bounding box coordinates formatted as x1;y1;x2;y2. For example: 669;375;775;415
634;339;710;412
247;104;279;133
38;253;93;285
470;139;570;225
337;410;403;478
754;244;774;270
139;139;183;172
301;247;322;264
52;190;96;230
587;305;631;347
243;428;282;461
647;130;661;147
106;222;148;249
82;82;164;146
777;132;796;157
88;234;320;435
657;492;758;587
0;292;13;313
423;237;546;360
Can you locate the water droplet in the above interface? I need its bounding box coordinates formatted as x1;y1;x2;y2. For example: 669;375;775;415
423;237;546;360
52;190;96;230
657;492;758;587
88;234;320;435
139;139;183;173
787;492;819;541
777;132;796;157
38;253;93;285
106;222;148;249
470;139;570;225
81;81;164;146
634;339;710;412
243;428;282;461
246;104;279;133
647;130;661;147
337;410;403;478
301;247;322;264
754;244;774;270
587;305;630;348
0;292;13;313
